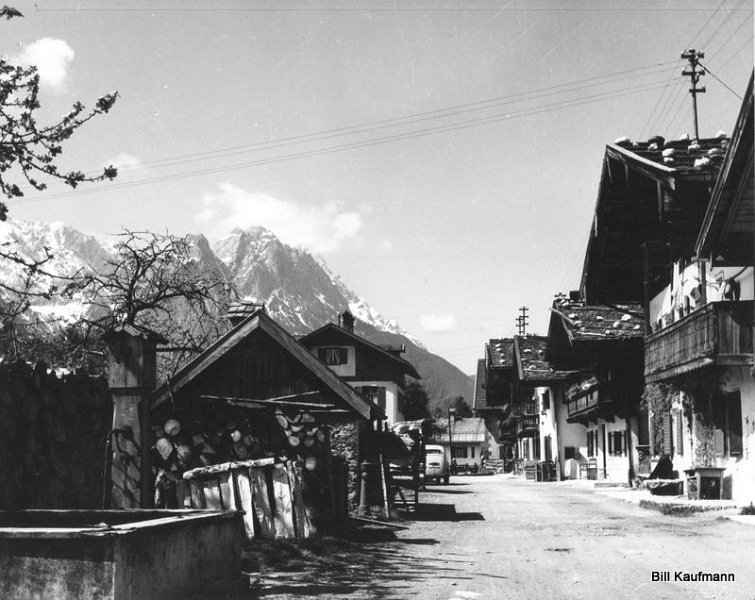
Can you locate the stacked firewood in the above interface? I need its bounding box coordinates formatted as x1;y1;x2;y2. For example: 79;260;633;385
150;410;287;475
275;409;328;471
150;407;328;475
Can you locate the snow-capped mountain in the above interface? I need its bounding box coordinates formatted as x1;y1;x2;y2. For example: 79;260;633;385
0;220;472;404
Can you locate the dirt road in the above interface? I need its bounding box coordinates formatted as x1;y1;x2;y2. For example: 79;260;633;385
240;475;755;600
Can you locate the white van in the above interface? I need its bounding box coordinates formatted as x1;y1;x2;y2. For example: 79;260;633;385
424;444;450;485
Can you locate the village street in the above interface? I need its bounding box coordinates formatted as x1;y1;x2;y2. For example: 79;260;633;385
243;475;755;600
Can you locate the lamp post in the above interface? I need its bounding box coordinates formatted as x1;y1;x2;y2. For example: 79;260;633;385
448;407;456;474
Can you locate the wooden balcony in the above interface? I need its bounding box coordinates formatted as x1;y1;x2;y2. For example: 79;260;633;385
516;415;538;436
565;390;614;424
645;301;754;382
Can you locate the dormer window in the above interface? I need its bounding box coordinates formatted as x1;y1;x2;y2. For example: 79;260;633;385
318;347;348;365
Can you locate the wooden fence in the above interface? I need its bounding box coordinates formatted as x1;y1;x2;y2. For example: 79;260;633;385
183;457;313;540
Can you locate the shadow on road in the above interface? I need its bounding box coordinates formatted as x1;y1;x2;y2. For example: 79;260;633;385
412;503;485;522
228;530;460;599
421;487;473;495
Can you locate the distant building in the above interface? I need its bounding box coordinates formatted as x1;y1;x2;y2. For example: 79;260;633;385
434;417;492;470
300;310;420;427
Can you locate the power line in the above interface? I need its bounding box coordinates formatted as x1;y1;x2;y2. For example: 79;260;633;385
19;80;672;205
106;62;675;177
35;5;754;12
699;61;743;99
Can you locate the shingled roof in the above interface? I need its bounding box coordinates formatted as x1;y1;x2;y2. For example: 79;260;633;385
513;335;574;383
487;338;515;369
550;297;645;343
608;135;729;178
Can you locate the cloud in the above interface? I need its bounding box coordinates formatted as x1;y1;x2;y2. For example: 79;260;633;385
420;313;458;332
105;153;141;172
197;183;363;254
15;38;75;92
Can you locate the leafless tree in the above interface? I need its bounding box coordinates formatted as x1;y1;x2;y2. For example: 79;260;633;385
82;230;233;379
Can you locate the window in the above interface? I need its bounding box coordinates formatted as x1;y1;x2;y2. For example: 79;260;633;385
452;447;468;459
544;434;552;462
674;411;684;457
361;386;386;410
470;447;475;459
541;390;551;412
587;430;598;458
317;347;348;365
713;391;743;457
608;431;624;456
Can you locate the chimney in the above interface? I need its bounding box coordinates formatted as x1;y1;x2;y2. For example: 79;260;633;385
338;310;355;333
227;299;266;326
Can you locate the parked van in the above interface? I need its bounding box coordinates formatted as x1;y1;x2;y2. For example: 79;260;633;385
424;444;450;485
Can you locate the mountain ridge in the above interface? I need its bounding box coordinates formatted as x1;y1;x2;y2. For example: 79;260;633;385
0;219;473;408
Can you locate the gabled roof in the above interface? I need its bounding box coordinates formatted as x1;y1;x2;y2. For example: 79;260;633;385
549;297;645;344
580;133;728;304
299;323;420;379
606;136;728;186
696;72;754;262
151;310;376;419
487;338;515;369
435;417;488;444
513;335;574;383
473;359;487;410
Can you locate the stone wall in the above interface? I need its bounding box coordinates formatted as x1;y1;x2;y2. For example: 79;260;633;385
322;414;362;512
0;360;112;509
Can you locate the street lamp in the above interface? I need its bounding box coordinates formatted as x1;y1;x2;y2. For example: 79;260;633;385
448;407;456;474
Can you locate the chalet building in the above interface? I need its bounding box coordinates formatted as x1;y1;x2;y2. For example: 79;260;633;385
514;335;584;481
435;417;492;471
299;310;420;427
150;306;383;513
473;339;516;468
547;299;647;483
567;102;737;487
511;335;573;481
643;73;754;503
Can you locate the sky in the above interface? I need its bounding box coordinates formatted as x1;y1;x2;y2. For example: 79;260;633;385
3;1;753;375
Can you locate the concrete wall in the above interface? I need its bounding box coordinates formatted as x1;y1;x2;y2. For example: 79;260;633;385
721;367;755;505
0;511;242;600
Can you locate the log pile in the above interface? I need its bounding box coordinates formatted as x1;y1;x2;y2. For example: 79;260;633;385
150;408;287;476
150;403;332;513
0;360;111;509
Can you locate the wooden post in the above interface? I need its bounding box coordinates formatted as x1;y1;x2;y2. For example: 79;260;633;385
104;325;163;509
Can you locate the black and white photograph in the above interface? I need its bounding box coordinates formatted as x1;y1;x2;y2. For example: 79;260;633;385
0;1;753;598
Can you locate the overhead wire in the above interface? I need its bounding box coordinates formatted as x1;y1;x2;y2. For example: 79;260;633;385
19;79;674;205
107;61;676;176
699;61;744;99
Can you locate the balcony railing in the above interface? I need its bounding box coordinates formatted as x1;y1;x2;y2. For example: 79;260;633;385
516;415;538;435
566;392;600;418
645;301;754;382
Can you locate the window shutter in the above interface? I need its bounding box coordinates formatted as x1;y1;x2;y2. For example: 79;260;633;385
608;432;614;455
675;412;684;456
713;429;725;457
662;412;672;456
378;387;386;410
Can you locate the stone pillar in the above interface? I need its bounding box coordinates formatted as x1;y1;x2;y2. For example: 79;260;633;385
104;325;163;509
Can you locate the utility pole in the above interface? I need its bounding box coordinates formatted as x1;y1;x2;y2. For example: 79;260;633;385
515;306;529;336
681;49;706;140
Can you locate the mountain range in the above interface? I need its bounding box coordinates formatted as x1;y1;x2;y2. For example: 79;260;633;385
0;220;474;411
